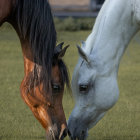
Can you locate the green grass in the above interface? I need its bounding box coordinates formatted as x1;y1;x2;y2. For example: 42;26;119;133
0;23;140;140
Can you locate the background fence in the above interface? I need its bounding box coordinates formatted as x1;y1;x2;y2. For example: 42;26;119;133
49;0;105;17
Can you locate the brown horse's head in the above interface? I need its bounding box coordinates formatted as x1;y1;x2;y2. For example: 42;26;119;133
20;42;70;140
44;43;70;139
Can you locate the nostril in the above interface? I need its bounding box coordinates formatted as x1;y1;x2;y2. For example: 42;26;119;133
63;128;67;137
68;130;71;137
81;130;85;136
59;128;68;140
59;128;67;140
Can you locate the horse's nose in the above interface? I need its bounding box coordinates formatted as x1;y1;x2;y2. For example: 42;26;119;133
59;124;68;140
59;128;67;140
46;124;68;140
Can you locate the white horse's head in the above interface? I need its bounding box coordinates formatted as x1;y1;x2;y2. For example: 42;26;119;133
68;43;119;140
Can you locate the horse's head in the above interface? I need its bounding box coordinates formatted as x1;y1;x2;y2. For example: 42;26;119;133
45;43;70;140
21;43;69;140
68;43;119;140
38;43;70;140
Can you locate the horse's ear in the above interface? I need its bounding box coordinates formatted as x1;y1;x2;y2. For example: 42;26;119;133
77;45;90;64
58;45;70;58
54;42;64;55
54;42;70;59
81;41;86;48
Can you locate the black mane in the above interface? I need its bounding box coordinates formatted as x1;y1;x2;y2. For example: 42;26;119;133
11;0;69;94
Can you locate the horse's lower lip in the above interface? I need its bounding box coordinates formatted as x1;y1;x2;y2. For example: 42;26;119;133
68;125;88;140
46;130;57;140
46;133;58;140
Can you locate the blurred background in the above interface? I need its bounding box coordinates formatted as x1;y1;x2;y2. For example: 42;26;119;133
47;0;105;32
49;0;105;17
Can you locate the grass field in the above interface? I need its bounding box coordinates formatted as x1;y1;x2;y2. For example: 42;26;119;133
0;23;140;140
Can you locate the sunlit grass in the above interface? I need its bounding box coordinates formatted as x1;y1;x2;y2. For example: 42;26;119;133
0;23;140;140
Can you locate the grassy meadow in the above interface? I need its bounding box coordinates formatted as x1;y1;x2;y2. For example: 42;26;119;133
0;23;140;140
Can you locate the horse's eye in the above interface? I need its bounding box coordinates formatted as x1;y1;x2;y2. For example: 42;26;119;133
79;85;89;92
52;84;61;93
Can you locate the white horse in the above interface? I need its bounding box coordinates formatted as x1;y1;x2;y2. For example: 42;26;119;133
68;0;140;139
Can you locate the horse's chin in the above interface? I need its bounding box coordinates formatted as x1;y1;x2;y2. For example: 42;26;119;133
68;128;88;140
46;131;58;140
46;125;58;140
0;20;4;27
46;124;67;140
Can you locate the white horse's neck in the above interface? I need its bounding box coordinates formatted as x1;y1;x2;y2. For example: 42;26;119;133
85;0;140;76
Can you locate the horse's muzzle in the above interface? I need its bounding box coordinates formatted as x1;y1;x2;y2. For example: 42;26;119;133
46;124;67;140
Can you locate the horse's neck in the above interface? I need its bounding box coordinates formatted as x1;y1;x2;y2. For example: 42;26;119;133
86;0;140;76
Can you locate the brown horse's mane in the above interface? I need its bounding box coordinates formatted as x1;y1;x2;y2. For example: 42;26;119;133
10;0;69;94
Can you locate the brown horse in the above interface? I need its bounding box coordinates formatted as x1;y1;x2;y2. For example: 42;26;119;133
0;0;70;139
